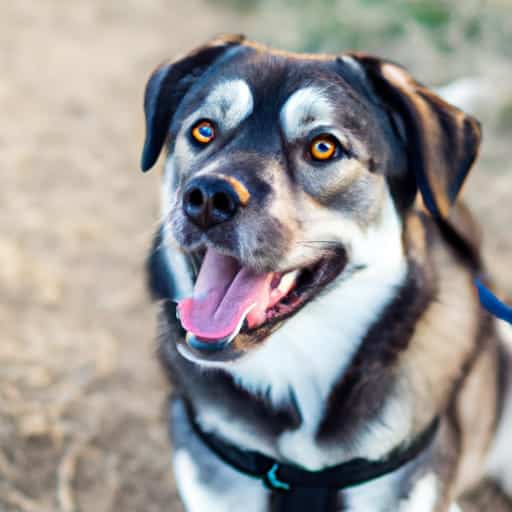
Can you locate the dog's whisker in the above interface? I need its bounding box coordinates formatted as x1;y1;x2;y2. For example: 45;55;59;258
295;241;341;251
296;240;341;245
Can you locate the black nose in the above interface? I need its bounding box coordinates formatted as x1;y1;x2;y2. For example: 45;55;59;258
183;176;240;229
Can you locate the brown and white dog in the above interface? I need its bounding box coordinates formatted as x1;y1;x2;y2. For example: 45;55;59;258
141;35;512;511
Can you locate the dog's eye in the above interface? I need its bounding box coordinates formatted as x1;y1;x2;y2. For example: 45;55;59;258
191;120;215;144
309;135;337;161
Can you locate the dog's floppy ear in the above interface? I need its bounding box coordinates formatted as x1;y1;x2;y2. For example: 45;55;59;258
350;53;482;219
140;34;245;172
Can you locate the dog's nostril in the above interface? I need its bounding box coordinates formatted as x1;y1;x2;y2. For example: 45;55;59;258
212;191;234;214
183;177;240;229
187;188;205;208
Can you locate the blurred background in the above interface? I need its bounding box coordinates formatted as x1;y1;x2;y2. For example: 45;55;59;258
1;0;511;510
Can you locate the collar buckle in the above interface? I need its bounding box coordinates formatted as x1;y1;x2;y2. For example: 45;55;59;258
264;463;291;491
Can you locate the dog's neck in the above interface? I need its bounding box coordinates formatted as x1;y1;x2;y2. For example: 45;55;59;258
225;253;409;466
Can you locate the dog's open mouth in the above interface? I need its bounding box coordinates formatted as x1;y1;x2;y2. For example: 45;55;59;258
177;246;346;354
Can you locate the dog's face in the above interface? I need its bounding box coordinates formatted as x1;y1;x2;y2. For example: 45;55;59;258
142;36;480;367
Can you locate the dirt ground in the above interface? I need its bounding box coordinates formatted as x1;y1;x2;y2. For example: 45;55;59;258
1;1;511;511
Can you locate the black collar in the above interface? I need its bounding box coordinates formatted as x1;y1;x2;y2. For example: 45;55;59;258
186;405;439;496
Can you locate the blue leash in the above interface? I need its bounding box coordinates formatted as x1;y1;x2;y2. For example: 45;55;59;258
475;279;512;324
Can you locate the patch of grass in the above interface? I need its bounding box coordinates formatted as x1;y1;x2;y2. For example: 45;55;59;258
404;0;451;29
464;17;482;41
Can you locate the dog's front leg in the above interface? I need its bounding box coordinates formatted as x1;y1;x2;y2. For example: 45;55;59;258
169;398;270;512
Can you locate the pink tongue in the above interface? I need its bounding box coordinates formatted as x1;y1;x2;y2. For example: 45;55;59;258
177;249;273;341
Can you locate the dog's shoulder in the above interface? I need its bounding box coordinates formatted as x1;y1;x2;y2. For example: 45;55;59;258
406;198;482;274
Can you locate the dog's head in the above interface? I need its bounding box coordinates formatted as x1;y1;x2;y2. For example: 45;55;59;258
142;35;481;366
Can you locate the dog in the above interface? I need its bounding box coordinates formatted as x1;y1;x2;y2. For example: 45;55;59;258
140;35;512;511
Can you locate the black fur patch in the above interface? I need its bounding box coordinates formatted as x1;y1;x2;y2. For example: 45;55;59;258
146;227;175;300
317;259;434;440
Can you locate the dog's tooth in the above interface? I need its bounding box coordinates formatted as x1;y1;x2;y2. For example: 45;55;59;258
227;304;255;343
278;270;299;293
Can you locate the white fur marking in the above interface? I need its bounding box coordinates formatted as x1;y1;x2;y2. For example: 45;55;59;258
174;449;267;512
200;79;254;131
280;87;333;141
161;157;194;299
343;463;405;511
399;473;438;512
160;156;175;218
344;469;444;512
174;450;222;512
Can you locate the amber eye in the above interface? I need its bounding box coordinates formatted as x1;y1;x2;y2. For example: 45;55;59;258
191;120;215;144
309;135;337;161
